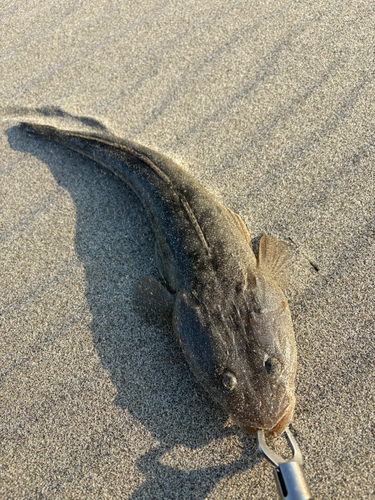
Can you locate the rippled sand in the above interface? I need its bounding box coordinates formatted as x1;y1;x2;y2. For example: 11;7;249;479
1;1;374;498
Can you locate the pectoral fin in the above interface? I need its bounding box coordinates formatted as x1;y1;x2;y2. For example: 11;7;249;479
257;234;292;289
133;276;175;323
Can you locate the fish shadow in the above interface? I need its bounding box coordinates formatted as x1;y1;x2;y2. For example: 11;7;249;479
7;124;260;499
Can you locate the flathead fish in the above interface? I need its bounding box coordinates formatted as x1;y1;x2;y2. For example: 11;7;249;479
18;121;297;438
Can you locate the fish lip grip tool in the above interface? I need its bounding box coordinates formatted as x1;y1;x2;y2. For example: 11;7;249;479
257;427;313;500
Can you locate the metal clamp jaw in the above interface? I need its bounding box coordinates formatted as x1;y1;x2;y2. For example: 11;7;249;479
257;428;313;500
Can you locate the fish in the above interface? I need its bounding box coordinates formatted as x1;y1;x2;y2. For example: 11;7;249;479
18;120;297;439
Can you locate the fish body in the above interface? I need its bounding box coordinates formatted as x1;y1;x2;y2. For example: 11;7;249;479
19;121;297;438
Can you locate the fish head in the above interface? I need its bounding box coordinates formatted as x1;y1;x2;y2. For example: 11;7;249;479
173;234;297;439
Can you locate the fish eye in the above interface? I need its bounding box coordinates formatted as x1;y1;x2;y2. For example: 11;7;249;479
222;371;237;390
264;357;281;376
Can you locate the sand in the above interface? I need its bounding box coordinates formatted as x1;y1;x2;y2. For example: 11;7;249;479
1;1;374;498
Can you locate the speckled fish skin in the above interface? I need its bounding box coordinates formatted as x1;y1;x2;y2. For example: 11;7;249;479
19;121;297;439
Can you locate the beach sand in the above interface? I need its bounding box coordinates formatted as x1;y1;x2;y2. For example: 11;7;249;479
1;1;374;498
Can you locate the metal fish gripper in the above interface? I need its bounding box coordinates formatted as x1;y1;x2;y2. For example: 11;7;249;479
257;427;313;500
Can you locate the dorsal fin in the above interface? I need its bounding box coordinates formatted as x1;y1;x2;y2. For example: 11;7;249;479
226;208;251;244
257;234;292;289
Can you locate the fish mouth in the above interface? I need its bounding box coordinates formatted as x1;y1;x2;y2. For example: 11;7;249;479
238;397;295;439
